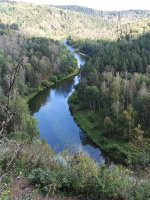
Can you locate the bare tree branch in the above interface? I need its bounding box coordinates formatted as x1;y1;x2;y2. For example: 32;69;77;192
0;58;24;138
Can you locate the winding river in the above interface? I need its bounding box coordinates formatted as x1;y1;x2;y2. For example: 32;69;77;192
29;40;105;164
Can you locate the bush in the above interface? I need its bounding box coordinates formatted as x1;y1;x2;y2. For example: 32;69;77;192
41;80;53;87
29;168;53;192
22;152;150;199
8;131;30;141
105;144;122;154
92;177;105;198
29;168;71;194
68;91;80;105
37;85;43;92
0;190;12;200
78;102;86;110
131;182;150;200
87;111;96;122
68;66;74;73
25;115;39;138
120;150;128;159
99;137;108;144
50;76;58;83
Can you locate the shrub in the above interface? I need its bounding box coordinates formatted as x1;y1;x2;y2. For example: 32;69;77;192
50;76;58;83
8;131;30;141
68;66;74;73
78;102;86;110
105;144;122;154
68;91;80;105
29;168;54;192
120;150;128;159
0;190;12;200
87;111;96;122
99;137;108;144
37;85;43;92
29;168;71;194
41;80;53;87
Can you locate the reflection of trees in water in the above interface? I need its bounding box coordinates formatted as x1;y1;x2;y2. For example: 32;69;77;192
54;78;75;98
29;88;50;114
80;131;112;165
79;131;99;148
29;78;75;114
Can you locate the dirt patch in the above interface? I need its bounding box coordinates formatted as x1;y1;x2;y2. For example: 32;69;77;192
10;178;78;200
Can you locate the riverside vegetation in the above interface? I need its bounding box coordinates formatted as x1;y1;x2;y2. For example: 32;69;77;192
1;1;150;199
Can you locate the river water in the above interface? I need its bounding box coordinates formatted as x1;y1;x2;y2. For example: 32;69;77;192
29;40;105;164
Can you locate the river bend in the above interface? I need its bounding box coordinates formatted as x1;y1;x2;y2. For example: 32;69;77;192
29;40;105;163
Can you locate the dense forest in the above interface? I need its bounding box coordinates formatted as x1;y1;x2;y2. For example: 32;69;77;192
68;33;150;165
1;1;150;199
0;34;77;95
68;33;150;73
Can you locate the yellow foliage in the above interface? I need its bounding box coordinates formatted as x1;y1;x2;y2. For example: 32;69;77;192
123;106;137;122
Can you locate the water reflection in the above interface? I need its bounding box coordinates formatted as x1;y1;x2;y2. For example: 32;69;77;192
80;131;98;148
29;78;76;114
29;88;51;114
52;78;75;98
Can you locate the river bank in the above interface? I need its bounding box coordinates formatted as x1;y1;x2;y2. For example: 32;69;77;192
68;92;149;166
26;66;79;101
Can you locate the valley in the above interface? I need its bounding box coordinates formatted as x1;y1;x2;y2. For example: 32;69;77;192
0;1;150;199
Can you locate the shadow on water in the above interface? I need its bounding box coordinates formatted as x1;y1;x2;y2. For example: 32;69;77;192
29;88;51;115
80;131;99;147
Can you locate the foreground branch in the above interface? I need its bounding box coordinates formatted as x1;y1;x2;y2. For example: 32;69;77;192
0;59;24;138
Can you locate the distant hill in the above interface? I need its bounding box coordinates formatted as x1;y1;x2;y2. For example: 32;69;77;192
0;1;150;40
0;1;114;40
55;5;150;20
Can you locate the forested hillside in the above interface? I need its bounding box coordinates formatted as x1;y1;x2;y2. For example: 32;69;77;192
0;1;150;40
0;1;112;39
56;5;150;40
56;5;150;20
